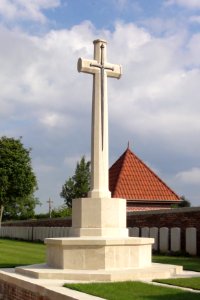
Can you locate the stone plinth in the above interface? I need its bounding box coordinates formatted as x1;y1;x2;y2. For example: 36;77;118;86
45;237;154;270
70;197;128;237
16;236;180;282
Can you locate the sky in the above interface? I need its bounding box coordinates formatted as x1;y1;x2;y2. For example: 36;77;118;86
0;0;200;213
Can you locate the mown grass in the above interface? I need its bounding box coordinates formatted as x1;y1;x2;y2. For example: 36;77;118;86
154;277;200;291
0;238;46;268
64;281;200;300
153;255;200;272
0;238;200;299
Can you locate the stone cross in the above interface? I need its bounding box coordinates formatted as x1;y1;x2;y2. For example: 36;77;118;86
78;39;122;198
47;198;53;218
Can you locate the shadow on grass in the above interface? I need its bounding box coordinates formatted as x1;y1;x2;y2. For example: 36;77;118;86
0;264;29;268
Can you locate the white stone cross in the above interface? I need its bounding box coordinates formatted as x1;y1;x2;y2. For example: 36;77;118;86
78;39;122;198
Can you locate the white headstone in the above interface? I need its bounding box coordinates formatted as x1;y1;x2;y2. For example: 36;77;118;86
171;227;181;252
141;227;149;237
160;227;169;253
186;227;197;255
150;227;159;251
28;227;32;241
63;227;69;237
129;227;139;237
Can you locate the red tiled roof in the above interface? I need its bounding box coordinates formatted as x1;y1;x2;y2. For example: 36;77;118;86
109;147;180;202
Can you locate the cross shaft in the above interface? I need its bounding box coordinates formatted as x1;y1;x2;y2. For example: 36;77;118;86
77;39;122;198
90;44;114;150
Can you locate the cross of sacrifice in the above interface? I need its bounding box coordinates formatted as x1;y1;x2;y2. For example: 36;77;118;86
78;39;122;199
47;198;53;218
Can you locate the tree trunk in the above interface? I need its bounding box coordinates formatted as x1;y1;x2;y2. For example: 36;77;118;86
0;205;4;228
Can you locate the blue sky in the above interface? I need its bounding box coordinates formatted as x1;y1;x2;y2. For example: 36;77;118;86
0;0;200;212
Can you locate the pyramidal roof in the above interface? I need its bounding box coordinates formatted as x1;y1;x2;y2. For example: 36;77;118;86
109;147;180;201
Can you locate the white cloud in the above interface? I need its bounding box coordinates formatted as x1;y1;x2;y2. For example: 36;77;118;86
0;0;60;23
189;15;200;23
176;168;200;184
165;0;200;9
113;0;142;13
0;19;200;208
34;161;56;174
140;17;179;35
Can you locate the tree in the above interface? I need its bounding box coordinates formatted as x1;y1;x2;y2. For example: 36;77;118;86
60;156;90;208
3;195;40;221
35;205;72;219
178;195;191;207
51;205;72;218
0;136;38;225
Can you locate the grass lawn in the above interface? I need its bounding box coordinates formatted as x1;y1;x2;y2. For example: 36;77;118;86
154;277;200;291
0;238;46;268
65;281;200;300
0;238;200;299
153;255;200;272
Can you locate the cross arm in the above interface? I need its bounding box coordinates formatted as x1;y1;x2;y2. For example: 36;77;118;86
77;57;98;75
106;63;122;79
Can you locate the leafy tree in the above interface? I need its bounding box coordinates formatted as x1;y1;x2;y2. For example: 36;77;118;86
3;195;40;221
60;156;90;208
178;195;191;207
35;205;72;219
51;205;72;218
0;136;38;225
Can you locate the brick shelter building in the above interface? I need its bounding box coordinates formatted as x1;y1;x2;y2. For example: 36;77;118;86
109;146;180;211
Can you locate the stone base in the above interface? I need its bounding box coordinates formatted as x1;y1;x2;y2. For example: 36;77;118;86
15;263;183;281
15;237;183;282
44;237;154;270
70;197;129;237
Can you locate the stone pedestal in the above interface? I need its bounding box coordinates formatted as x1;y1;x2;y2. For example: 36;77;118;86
70;197;128;237
46;237;153;270
41;197;155;281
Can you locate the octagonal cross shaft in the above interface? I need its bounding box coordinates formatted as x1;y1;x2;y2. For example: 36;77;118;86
77;39;122;198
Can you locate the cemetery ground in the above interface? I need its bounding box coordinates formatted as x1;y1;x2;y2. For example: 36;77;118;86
64;281;200;300
0;239;45;268
0;239;200;299
153;254;200;272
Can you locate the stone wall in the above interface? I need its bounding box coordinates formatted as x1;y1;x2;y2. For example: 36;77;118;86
127;207;200;229
2;207;200;229
0;279;50;300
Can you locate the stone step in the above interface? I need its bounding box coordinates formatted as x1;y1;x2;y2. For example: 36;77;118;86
16;263;183;282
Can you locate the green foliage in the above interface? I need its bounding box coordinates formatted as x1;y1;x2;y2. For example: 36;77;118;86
51;205;72;218
60;156;90;208
0;136;38;223
35;205;71;219
178;195;191;207
3;195;40;221
34;212;50;219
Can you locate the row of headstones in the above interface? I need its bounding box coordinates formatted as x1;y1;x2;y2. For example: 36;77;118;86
0;227;70;241
129;227;197;256
0;226;197;255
